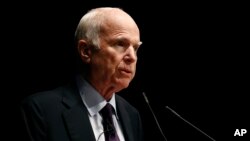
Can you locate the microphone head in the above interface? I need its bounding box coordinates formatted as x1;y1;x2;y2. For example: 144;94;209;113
165;106;181;117
142;92;149;103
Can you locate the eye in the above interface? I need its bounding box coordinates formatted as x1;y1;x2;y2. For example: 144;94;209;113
116;40;129;48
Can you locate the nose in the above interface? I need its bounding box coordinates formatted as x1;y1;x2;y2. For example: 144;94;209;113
124;46;137;63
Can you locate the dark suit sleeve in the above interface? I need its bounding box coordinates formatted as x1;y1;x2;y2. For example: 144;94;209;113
21;96;48;141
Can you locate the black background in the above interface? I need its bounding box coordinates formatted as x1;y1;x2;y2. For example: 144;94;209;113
2;0;249;141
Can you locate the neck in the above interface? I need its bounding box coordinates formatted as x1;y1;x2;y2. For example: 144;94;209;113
86;77;116;101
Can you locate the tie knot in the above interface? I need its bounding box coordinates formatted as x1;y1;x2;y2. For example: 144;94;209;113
100;103;114;119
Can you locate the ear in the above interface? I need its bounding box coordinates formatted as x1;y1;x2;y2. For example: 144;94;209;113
77;40;91;63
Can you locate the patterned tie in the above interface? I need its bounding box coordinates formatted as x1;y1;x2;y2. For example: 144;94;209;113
99;103;120;141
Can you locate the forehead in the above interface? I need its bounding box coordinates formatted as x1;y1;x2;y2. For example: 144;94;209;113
100;13;140;42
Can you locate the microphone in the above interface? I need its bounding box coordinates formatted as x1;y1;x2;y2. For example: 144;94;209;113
142;92;168;141
97;122;114;141
165;106;216;141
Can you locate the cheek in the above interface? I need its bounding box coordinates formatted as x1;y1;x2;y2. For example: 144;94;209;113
96;54;121;75
93;48;125;76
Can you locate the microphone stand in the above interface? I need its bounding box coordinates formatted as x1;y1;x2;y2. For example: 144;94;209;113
142;92;168;141
165;106;216;141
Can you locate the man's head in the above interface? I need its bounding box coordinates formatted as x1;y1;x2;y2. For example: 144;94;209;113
75;7;142;99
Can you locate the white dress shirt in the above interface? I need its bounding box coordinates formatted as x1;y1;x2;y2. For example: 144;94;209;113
76;76;125;141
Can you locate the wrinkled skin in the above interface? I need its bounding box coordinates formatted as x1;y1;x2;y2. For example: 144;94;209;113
78;10;142;100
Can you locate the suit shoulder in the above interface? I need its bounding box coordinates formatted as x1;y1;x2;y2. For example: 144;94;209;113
21;86;64;106
115;95;139;113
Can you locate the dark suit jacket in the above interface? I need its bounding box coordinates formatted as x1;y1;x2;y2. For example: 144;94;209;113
21;82;143;141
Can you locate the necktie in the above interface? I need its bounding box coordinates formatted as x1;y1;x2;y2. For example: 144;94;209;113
99;103;120;141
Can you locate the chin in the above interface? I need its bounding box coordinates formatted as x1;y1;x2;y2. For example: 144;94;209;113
121;80;131;88
115;80;131;91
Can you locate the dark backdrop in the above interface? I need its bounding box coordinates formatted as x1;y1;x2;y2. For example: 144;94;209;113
3;1;248;141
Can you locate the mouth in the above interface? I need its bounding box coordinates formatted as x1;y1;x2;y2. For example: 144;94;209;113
119;68;133;75
120;69;132;73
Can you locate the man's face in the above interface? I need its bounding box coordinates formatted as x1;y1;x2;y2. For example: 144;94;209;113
89;14;141;92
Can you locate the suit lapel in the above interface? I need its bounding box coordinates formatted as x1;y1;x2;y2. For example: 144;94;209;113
61;82;95;141
62;105;95;141
116;97;134;141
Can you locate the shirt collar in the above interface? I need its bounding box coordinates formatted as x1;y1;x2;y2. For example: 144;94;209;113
76;75;119;119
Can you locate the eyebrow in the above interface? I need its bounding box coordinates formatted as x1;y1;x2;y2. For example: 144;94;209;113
138;41;143;46
114;36;142;46
112;37;142;46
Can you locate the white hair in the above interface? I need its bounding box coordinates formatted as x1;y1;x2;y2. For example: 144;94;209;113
74;7;125;49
